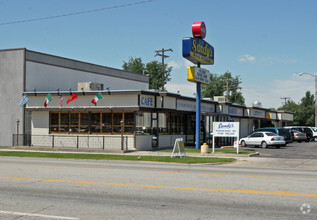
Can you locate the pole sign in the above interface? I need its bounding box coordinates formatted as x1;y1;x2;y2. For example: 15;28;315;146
182;21;215;150
182;38;214;65
187;66;210;84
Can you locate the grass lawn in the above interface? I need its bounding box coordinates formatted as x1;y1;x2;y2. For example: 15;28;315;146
0;151;236;164
159;147;255;155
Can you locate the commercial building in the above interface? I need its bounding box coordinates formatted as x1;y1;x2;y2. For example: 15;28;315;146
0;48;294;150
0;48;148;147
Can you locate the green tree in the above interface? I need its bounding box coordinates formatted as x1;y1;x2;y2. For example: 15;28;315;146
145;61;172;90
122;57;144;74
202;71;245;105
278;91;315;126
122;57;172;90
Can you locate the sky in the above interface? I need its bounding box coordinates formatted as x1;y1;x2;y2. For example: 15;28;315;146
0;0;316;109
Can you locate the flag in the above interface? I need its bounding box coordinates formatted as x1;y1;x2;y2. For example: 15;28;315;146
91;93;103;106
67;93;78;104
59;95;64;107
19;95;29;107
44;94;52;107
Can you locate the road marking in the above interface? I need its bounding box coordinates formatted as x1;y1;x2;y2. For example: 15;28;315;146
1;162;316;181
0;210;79;219
1;176;317;198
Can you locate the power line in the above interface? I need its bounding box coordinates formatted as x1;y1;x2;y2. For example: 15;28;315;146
0;0;153;26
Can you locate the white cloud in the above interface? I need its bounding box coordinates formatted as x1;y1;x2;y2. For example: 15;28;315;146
238;54;256;63
166;73;314;110
165;82;196;97
261;57;297;65
242;73;314;109
167;60;184;70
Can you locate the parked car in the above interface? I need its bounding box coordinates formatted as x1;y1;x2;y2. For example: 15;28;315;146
284;126;313;142
254;127;292;144
310;127;317;142
291;129;307;143
239;131;286;149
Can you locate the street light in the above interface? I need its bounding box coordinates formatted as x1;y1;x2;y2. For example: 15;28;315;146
299;72;317;127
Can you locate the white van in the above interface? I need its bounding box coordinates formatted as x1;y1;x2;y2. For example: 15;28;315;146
310;127;317;141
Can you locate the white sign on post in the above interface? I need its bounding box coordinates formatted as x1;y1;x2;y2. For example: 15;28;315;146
212;122;240;154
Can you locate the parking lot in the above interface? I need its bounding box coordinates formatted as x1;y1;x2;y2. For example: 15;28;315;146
243;141;317;159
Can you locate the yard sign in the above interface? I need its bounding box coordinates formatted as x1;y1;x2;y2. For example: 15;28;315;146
212;122;240;154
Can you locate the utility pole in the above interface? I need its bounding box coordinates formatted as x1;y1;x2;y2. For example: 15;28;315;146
280;97;290;105
155;48;173;91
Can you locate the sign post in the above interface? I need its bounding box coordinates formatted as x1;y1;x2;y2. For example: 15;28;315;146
182;21;214;149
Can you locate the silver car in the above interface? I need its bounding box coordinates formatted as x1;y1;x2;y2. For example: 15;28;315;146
239;131;286;149
292;129;306;143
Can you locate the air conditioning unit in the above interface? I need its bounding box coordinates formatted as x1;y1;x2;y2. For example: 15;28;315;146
213;96;226;102
78;82;104;91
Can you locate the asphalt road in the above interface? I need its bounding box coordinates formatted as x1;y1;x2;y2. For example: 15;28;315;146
243;140;317;159
0;157;316;219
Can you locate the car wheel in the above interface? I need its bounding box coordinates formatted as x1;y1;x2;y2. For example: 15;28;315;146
261;141;267;149
241;140;246;147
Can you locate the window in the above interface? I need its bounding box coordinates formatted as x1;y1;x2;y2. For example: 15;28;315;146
49;112;135;135
124;112;134;133
60;113;69;132
158;113;169;134
102;113;112;133
69;113;79;133
91;113;101;133
171;114;185;134
112;113;122;133
135;112;151;134
50;113;59;133
80;113;89;133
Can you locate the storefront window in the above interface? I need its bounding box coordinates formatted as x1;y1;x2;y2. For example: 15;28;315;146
50;113;59;133
102;113;112;133
69;113;79;133
91;113;101;133
135;112;151;134
80;113;89;133
49;111;135;135
158;113;170;134
112;113;122;133
60;113;69;132
124;112;135;133
171;114;185;134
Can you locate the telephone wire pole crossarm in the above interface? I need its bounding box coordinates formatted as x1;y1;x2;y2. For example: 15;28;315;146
155;48;173;91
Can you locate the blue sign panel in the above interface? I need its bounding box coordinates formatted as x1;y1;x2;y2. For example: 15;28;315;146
182;37;214;65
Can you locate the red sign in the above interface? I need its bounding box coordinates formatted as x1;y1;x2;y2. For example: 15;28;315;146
192;22;206;39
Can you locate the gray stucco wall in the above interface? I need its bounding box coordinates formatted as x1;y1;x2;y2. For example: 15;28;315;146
0;48;25;146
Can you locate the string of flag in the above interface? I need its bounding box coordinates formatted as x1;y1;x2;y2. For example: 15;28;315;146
19;93;104;107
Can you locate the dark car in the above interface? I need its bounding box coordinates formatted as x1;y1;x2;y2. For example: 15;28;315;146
285;126;313;142
254;127;292;144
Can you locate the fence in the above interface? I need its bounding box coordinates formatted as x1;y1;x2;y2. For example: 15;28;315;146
12;134;134;151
